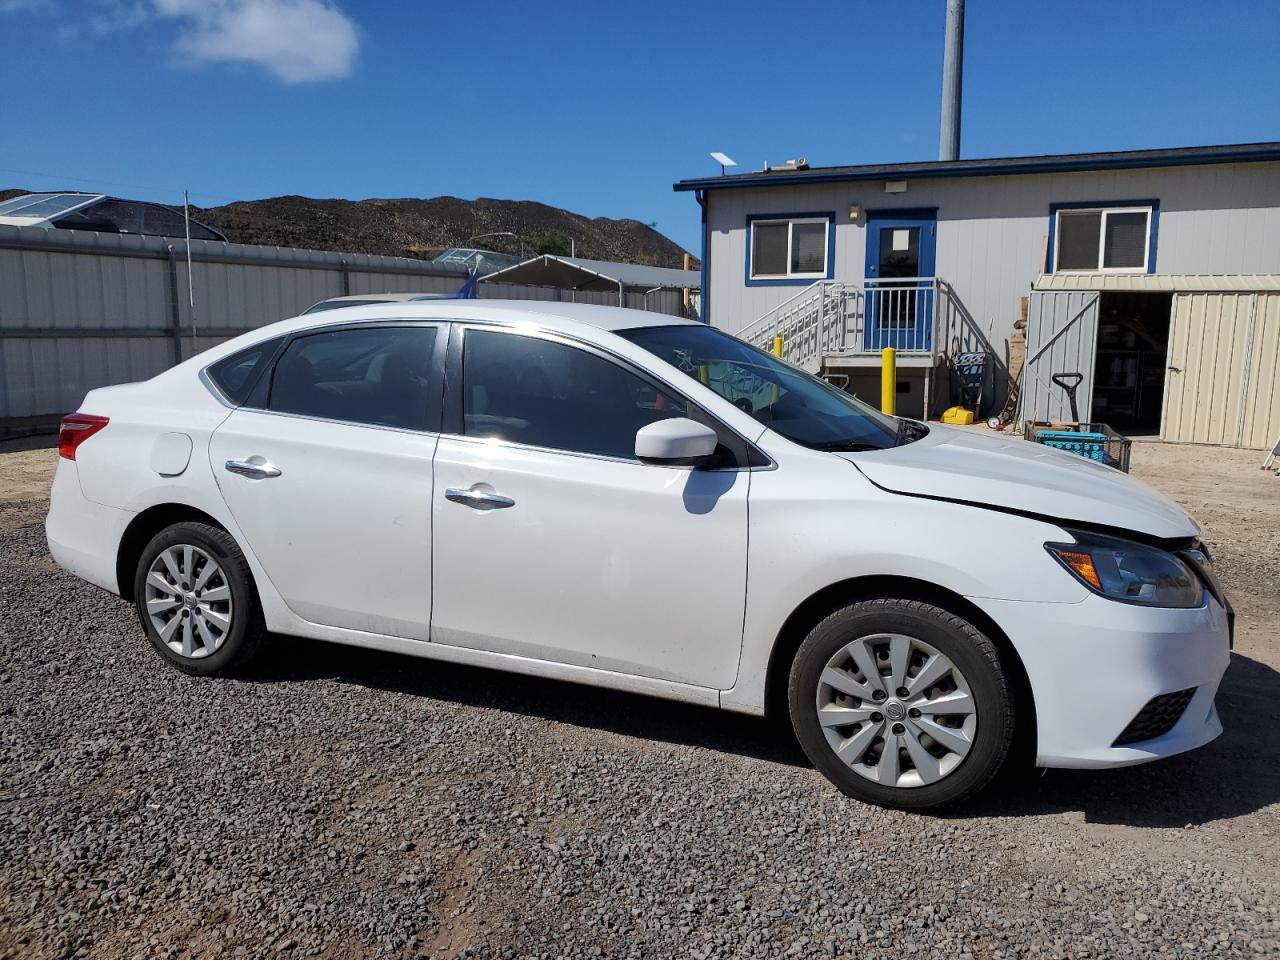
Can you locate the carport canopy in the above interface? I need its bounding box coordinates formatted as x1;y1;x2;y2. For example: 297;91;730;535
481;254;699;304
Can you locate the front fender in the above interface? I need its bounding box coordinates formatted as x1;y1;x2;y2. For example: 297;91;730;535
723;452;1087;714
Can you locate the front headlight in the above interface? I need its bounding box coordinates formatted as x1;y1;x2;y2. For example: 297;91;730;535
1045;532;1205;608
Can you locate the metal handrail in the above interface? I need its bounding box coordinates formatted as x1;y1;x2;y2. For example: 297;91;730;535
740;277;945;372
735;279;830;343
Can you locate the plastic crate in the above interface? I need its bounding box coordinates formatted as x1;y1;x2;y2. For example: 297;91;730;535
1023;421;1132;472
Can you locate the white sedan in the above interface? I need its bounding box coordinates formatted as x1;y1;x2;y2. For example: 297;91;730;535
46;301;1232;809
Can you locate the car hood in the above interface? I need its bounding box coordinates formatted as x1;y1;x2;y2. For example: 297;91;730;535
838;425;1198;540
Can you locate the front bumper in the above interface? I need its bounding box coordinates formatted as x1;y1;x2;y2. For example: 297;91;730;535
970;593;1231;769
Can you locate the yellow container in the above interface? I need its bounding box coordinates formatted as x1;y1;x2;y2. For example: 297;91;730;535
941;406;975;425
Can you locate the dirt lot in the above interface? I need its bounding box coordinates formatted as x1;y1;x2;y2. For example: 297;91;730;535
1;438;1277;959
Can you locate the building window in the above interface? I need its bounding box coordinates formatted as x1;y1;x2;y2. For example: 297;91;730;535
1052;204;1154;273
747;215;832;282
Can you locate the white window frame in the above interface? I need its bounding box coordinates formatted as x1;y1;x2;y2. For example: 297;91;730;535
749;216;830;280
1052;206;1152;274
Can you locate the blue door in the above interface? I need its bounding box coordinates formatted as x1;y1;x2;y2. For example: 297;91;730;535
864;210;937;351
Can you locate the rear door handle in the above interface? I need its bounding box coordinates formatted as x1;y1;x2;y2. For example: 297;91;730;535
225;458;283;480
445;485;515;510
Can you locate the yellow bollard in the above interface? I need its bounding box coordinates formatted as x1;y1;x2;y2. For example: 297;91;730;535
881;347;896;415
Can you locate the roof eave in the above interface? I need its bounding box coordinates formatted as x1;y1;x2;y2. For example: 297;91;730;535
672;144;1280;193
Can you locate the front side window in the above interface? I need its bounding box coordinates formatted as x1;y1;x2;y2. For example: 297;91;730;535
1053;206;1152;272
268;326;437;430
621;324;913;452
461;328;686;459
749;216;831;280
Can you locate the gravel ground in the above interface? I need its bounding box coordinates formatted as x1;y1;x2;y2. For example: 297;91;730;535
1;438;1277;959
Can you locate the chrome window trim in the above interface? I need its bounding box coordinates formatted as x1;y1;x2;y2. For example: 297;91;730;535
442;431;777;472
194;314;775;469
199;367;237;409
228;404;444;439
198;317;446;428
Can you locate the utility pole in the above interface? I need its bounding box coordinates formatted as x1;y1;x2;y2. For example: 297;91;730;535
183;189;197;352
939;0;965;161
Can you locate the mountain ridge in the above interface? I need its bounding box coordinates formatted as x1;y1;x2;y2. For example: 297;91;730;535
0;189;694;269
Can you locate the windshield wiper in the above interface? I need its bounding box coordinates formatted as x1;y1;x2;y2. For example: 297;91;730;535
811;440;885;452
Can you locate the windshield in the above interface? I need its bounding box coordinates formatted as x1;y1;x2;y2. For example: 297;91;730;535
620;325;921;451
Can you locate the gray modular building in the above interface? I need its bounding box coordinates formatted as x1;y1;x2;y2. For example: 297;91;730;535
675;142;1280;448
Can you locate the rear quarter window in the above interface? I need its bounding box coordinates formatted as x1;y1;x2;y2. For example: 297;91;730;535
206;337;285;405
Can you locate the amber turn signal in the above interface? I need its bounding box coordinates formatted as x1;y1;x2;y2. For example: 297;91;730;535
1047;547;1103;591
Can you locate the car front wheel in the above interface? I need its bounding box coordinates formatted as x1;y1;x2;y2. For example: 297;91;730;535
133;521;266;676
788;597;1014;810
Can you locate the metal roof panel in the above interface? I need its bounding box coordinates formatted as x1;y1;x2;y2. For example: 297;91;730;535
1033;273;1280;292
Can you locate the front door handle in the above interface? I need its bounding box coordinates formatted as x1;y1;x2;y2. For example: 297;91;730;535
225;458;283;480
445;485;515;510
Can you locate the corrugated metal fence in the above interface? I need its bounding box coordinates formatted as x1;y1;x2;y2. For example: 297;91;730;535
0;225;684;429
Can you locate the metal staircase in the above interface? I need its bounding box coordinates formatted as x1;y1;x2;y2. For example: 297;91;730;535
736;278;942;372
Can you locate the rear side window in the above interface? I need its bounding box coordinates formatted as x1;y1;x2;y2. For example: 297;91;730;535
207;336;284;405
461;328;686;458
268;326;438;431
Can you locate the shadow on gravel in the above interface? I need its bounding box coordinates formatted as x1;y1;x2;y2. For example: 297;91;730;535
244;639;1277;822
245;635;810;769
956;653;1280;827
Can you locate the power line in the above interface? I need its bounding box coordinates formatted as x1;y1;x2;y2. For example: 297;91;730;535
0;165;241;207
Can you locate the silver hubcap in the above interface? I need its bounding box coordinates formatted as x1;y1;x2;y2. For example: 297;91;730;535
144;544;233;659
816;633;977;789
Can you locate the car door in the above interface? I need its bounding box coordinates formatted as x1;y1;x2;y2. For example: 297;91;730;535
429;323;751;690
209;322;445;641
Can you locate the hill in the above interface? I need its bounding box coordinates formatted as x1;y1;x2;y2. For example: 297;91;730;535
0;189;694;268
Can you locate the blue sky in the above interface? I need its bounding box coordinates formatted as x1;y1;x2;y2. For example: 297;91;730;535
1;0;1278;253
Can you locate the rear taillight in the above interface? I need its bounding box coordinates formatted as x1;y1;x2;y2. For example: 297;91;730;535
58;413;109;460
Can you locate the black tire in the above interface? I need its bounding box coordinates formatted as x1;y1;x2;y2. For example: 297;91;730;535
788;597;1014;811
132;521;266;676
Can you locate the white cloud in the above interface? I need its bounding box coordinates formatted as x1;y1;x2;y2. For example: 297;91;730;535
153;0;360;83
3;0;360;84
0;0;52;12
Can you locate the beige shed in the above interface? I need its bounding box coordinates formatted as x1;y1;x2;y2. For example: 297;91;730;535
1027;274;1280;450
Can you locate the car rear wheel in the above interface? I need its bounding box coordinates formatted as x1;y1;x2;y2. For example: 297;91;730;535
133;521;266;676
788;597;1014;810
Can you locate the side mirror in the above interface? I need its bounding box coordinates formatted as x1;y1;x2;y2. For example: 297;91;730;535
635;417;719;465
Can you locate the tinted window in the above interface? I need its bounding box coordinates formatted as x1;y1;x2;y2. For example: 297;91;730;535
187;221;223;241
207;336;285;405
621;325;909;451
462;329;686;458
140;203;190;238
269;326;437;430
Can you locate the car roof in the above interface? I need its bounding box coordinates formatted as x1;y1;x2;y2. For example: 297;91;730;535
313;293;441;304
289;299;701;335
